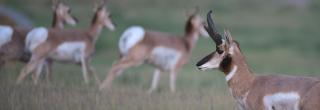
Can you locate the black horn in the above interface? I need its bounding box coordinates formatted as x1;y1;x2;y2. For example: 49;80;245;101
205;10;223;45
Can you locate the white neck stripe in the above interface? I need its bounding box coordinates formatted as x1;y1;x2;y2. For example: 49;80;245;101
226;66;238;81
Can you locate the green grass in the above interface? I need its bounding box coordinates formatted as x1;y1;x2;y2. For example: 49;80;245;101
1;0;320;109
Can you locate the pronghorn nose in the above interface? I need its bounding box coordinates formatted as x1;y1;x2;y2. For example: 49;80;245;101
196;66;202;70
196;61;206;71
196;62;202;67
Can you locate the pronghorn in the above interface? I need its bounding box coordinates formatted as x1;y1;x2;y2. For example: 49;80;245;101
99;10;209;93
16;1;115;84
196;11;320;110
0;1;78;69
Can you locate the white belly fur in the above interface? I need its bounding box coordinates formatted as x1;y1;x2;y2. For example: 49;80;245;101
50;41;86;63
118;26;145;56
26;27;48;52
0;25;13;47
263;92;300;110
150;46;181;71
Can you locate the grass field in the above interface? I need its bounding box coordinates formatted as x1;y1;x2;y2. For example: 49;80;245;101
1;0;320;109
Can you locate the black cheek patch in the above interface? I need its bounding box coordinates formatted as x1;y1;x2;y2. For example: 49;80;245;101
220;54;232;72
196;53;214;67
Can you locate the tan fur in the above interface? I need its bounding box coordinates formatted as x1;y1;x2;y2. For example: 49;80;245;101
16;6;114;84
0;2;77;68
197;30;320;110
226;44;320;110
100;13;208;92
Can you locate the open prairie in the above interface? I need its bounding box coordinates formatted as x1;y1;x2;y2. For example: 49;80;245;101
1;0;320;109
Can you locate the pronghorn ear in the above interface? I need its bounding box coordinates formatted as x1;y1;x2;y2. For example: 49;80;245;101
93;0;100;12
186;6;199;17
52;4;58;10
93;0;107;12
224;29;236;54
51;0;61;10
93;5;98;12
52;6;56;10
224;29;233;45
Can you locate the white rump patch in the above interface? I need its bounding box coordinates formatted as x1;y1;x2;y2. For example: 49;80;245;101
263;92;300;110
26;27;48;52
118;26;145;55
150;46;181;71
50;41;86;63
226;66;238;81
0;25;13;47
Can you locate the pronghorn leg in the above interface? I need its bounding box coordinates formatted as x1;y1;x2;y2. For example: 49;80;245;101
100;56;143;90
88;66;100;85
17;43;51;84
0;59;4;69
148;69;161;93
85;58;100;84
33;59;46;84
170;71;177;93
16;56;43;84
81;55;90;84
44;60;53;82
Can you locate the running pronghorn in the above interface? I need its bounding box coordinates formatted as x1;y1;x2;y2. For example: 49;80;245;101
16;0;115;84
99;9;209;93
196;10;320;110
0;1;78;69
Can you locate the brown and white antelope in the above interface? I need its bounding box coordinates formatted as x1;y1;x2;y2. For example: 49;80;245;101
16;1;115;84
196;11;320;110
99;10;209;93
0;1;77;69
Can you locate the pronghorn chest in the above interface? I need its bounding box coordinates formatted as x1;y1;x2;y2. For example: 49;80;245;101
149;46;182;71
0;26;13;48
50;41;86;63
232;91;249;110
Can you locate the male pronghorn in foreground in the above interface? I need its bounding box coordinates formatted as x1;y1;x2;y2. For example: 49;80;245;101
16;1;115;84
196;11;320;110
100;10;209;93
0;1;78;69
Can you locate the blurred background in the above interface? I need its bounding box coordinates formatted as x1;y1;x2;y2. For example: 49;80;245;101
0;0;320;110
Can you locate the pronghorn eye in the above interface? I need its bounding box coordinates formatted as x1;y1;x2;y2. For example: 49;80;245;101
216;47;224;54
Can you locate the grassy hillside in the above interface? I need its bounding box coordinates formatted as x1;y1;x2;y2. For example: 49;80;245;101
1;0;320;109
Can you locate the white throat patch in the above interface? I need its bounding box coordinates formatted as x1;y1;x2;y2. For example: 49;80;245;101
226;65;238;81
0;25;13;47
263;92;300;110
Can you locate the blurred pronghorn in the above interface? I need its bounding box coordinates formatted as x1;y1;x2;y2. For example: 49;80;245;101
16;0;115;84
100;9;209;93
196;10;320;110
0;0;78;72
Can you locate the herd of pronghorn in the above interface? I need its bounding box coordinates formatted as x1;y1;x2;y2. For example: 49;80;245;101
0;0;319;110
